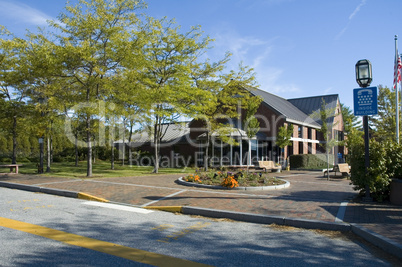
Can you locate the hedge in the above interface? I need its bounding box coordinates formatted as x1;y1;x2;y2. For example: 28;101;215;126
290;154;334;169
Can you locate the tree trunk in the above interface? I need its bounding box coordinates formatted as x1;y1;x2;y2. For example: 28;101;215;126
87;115;92;177
50;134;53;163
153;118;159;173
12;116;17;164
121;122;125;166
75;133;79;167
128;123;133;166
46;136;51;172
326;133;329;181
326;150;330;181
93;142;96;164
204;133;210;171
247;139;251;173
111;141;115;170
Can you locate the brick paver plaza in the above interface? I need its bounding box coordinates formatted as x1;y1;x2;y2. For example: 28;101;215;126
1;171;401;247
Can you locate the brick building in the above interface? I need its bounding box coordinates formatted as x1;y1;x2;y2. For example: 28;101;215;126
119;87;345;168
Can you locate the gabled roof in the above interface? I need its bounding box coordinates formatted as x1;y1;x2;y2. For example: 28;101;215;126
288;94;339;125
115;122;191;145
246;87;321;128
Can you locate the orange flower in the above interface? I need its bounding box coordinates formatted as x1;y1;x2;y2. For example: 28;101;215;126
221;176;239;188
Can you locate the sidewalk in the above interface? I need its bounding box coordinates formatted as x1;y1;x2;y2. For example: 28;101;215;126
1;171;402;258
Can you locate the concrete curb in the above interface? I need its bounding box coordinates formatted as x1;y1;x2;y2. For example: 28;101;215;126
0;181;105;203
181;206;351;232
350;223;402;260
77;192;109;202
1;181;401;260
177;177;290;190
144;206;183;213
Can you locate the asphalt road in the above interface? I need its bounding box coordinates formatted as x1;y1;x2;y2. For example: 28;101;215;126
0;187;394;266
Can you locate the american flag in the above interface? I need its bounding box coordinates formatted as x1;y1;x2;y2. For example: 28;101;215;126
394;53;401;89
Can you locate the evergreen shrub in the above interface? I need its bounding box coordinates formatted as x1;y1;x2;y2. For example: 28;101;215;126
290;154;334;169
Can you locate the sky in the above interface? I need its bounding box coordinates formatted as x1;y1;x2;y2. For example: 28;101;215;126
0;0;401;110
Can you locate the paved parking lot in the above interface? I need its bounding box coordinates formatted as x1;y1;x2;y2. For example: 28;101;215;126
1;171;401;255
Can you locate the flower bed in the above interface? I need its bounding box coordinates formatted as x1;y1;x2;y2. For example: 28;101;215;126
183;169;286;188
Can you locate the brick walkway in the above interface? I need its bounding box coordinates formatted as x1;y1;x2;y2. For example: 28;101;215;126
1;171;401;246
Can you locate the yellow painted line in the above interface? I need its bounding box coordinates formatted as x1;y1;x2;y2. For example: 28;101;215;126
144;206;183;213
77;192;109;203
0;217;210;267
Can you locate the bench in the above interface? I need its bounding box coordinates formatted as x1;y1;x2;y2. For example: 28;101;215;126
258;161;282;172
323;163;350;177
0;164;21;174
226;165;261;171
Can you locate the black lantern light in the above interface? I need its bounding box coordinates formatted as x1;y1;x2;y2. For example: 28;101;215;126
355;59;372;88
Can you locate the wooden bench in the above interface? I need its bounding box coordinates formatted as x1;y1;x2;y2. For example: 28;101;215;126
258;161;282;172
226;165;261;171
323;163;350;177
0;164;21;174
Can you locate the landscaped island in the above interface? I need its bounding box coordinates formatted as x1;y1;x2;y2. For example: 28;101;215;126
181;169;287;189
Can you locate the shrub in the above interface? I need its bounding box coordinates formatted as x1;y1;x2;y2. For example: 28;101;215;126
0;157;12;163
16;157;31;163
350;140;394;201
290;154;334;169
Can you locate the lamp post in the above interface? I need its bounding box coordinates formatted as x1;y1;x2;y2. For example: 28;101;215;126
355;59;373;201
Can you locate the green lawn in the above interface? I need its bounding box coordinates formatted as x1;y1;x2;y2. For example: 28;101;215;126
0;161;189;179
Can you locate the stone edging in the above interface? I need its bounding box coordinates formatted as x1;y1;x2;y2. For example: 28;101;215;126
176;177;290;190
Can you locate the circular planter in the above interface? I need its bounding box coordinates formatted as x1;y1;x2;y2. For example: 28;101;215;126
390;179;402;205
176;177;290;191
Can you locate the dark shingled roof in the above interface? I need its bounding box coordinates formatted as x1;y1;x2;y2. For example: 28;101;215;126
246;87;322;128
117;122;191;145
288;94;339;125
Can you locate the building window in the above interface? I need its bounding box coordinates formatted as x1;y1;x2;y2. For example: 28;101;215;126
298;141;303;154
334;130;344;141
308;127;312;139
308;143;312;154
298;126;303;138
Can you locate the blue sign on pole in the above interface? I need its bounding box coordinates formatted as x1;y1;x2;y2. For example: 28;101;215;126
353;86;378;116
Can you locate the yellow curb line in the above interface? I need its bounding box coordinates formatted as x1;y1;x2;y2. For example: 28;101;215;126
0;217;210;267
77;192;109;203
144;206;183;213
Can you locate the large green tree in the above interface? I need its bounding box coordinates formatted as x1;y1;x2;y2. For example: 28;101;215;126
139;17;218;173
370;85;399;142
192;63;260;171
44;0;147;176
0;30;37;164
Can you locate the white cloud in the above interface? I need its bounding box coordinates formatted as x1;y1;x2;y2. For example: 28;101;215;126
349;0;367;20
335;0;367;40
209;31;300;94
0;1;53;26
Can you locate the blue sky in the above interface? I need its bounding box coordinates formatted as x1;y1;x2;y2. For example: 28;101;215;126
0;0;401;110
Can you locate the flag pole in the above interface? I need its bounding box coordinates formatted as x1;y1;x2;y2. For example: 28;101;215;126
396;35;399;144
400;51;402;143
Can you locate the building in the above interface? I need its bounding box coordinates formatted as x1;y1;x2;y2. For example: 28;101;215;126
119;87;345;168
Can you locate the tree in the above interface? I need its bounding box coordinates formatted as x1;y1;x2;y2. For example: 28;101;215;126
139;17;216;173
45;0;147;176
340;103;363;158
370;85;399;142
0;31;36;164
276;123;294;164
192;63;260;171
243;95;262;171
341;103;360;133
314;99;338;180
